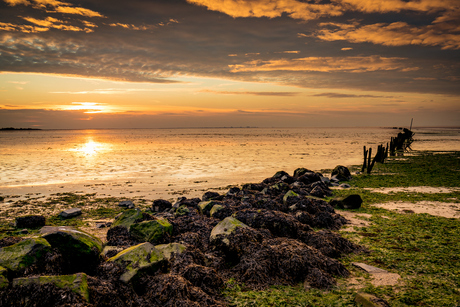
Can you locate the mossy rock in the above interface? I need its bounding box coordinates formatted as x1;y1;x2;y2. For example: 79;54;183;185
40;226;102;274
210;216;249;246
108;242;165;283
283;190;299;204
155;243;186;260
111;209;143;229
0;238;51;274
174;205;190;216
198;200;218;216
129;218;172;243
12;273;90;302
210;204;224;217
0;266;8;289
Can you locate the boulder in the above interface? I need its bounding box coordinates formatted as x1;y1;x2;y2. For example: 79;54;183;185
209;204;224;217
210;216;249;246
129;217;173;243
101;246;124;258
0;238;51;274
59;208;82;219
119;200;135;209
108;242;165;283
331;165;352;181
226;187;241;196
111;209;143;229
155;243;186;260
202;191;221;201
293;167;311;178
283;190;299;205
152;199;172;212
197;200;218;216
15;215;46;229
12;273;90;302
330;194;363;209
174;205;190;216
40;226;103;273
0;266;8;289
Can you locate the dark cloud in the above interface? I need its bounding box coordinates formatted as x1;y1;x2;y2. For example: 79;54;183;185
311;92;392;98
199;89;300;96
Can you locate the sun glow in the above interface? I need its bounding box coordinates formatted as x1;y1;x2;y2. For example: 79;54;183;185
69;138;111;156
65;102;109;113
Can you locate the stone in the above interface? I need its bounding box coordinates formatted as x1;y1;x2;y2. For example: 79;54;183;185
12;273;90;302
331;165;352;181
210;216;249;246
0;238;51;273
174;205;190;216
210;204;224;217
352;263;388;274
108;242;165;283
152;199;172;212
18;229;29;234
59;208;82;219
226;187;241;196
320;176;331;185
339;183;351;189
119;200;135;209
283;190;299;205
0;266;9;289
155;243;186;260
355;292;390;307
330;195;362;209
101;246;124;258
129;217;173;243
293;167;311;178
111;209;143;229
15;215;46;229
198;200;218;216
202;191;221;201
310;186;327;198
40;226;102;273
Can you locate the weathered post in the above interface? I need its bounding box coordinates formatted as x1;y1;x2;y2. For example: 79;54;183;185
362;146;367;172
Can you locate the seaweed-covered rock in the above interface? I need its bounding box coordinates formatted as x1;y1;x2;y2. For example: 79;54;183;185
0;266;8;289
210;216;249;247
283;190;299;205
152;199;172;212
111;209;143;229
155;243;186;261
40;226;102;274
0;237;23;248
331;165;352;181
202;191;221;201
198;200;219;216
0;238;51;275
129;217;173;243
108;242;165;283
330;194;363;209
15;215;46;229
12;273;90;302
181;264;224;294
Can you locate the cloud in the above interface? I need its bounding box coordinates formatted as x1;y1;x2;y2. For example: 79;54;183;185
20;16;93;32
275;51;300;54
4;0;104;18
311;92;391;98
316;21;460;49
341;47;353;51
229;55;417;73
199;89;300;96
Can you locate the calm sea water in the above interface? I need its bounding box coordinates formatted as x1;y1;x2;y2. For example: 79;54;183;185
0;127;459;190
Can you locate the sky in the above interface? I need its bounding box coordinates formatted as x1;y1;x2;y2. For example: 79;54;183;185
0;0;459;129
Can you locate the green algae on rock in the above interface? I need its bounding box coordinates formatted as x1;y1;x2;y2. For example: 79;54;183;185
283;190;299;204
111;209;143;229
210;216;249;246
108;242;165;283
198;200;219;216
0;266;8;289
0;238;51;273
12;273;90;302
155;243;186;261
129;217;172;243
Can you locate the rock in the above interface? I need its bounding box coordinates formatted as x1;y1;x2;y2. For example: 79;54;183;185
352;262;388;274
111;209;143;229
339;183;351;189
96;222;111;229
209;204;224;217
129;217;173;243
40;226;102;274
15;215;46;229
283;190;299;205
293;167;311;178
226;187;241;196
108;242;165;283
155;243;186;260
152;199;172;212
210;216;249;246
101;246;125;258
310;186;327;198
197;200;218;216
331;165;352;181
119;200;135;209
297;172;322;184
12;273;90;302
331;194;362;209
202;191;221;201
0;238;51;274
59;208;82;219
320;176;331;185
18;229;29;234
174;205;190;216
0;266;9;289
355;292;390;307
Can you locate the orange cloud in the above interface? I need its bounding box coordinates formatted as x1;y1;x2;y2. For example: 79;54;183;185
229;55;417;73
186;0;342;21
316;21;460;50
337;0;457;14
20;16;93;32
4;0;104;18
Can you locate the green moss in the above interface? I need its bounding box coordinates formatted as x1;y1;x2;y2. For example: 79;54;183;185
283;190;298;204
155;243;186;260
129;218;172;243
0;238;51;272
198;200;217;215
111;209;143;229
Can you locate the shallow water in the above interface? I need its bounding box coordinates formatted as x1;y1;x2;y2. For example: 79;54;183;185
0;127;458;199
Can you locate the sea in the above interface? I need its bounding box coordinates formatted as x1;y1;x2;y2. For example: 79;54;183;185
1;127;459;200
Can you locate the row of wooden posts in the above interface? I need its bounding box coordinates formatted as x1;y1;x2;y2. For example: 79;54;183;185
362;127;415;174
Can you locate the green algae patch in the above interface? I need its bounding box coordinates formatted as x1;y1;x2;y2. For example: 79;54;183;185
129;217;172;243
0;266;8;289
12;273;89;302
111;209;143;229
0;238;51;273
283;190;298;204
155;243;186;260
108;242;165;283
210;216;248;246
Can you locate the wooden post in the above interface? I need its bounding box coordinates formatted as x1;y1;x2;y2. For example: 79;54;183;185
367;147;372;172
362;146;367;172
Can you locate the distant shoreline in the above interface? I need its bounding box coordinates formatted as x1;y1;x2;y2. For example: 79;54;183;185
1;127;42;131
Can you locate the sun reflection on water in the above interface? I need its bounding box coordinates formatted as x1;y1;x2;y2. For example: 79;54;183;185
69;138;110;156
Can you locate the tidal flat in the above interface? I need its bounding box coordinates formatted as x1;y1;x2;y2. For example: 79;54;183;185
0;151;459;306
